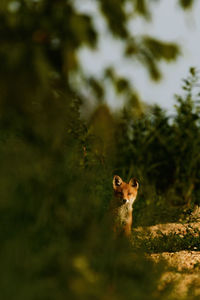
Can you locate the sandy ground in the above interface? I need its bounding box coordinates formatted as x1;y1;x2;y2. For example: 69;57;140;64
133;222;200;238
150;251;200;271
133;220;200;299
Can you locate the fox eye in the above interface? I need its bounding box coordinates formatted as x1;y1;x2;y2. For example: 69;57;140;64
128;192;132;196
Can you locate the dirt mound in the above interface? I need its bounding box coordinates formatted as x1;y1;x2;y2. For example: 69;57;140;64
150;251;200;271
133;222;200;239
134;221;200;299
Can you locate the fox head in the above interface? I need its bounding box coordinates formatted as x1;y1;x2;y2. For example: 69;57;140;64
113;175;139;206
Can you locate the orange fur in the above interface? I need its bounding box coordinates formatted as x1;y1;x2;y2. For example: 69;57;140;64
110;175;139;236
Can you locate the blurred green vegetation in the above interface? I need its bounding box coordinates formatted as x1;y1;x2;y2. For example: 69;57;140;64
0;1;199;299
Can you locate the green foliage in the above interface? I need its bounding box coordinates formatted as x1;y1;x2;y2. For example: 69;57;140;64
125;36;180;81
179;0;196;9
112;68;200;226
100;0;128;38
134;0;150;19
0;1;199;299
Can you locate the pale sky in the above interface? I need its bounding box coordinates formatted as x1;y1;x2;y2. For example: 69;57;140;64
75;0;200;113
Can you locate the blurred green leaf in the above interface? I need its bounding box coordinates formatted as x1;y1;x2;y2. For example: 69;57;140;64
134;0;150;19
116;78;130;93
100;0;128;38
179;0;195;9
143;37;180;61
88;77;105;100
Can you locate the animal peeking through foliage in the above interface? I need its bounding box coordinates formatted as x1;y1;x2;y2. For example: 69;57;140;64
110;175;139;236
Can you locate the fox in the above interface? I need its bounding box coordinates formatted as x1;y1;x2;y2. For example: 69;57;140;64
110;175;139;236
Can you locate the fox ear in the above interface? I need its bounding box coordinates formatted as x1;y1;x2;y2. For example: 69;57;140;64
129;178;139;189
113;175;122;189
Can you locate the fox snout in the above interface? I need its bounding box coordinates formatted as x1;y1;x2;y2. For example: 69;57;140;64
122;199;129;204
